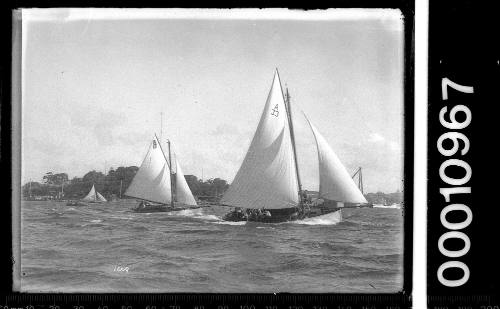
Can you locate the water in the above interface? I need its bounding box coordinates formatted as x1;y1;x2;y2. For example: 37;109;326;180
20;200;404;293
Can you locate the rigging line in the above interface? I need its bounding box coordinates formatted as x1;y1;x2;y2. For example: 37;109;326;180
154;133;171;169
167;139;175;207
276;69;303;202
351;167;361;178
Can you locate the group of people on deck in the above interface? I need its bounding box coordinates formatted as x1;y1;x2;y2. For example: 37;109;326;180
232;207;272;221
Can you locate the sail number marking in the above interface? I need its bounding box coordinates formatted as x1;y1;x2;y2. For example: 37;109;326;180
436;77;473;287
271;104;279;117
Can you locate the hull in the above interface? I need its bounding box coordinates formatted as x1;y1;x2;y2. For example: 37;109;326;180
132;202;201;213
223;205;342;223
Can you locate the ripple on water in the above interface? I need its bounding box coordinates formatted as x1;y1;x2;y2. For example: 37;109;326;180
20;201;404;293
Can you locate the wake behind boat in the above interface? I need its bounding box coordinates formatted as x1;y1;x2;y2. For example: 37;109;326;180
125;135;200;213
221;70;369;223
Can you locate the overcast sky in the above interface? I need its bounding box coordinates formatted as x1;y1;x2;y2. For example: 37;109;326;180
21;8;404;193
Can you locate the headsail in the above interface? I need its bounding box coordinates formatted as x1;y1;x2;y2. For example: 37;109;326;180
95;191;107;202
124;136;172;204
82;184;107;202
174;158;197;206
304;114;368;204
221;70;299;209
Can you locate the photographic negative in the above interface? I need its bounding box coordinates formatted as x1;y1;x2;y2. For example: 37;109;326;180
13;8;408;294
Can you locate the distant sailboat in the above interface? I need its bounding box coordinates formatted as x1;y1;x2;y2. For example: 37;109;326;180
82;184;107;202
66;184;107;206
125;135;198;212
222;70;369;222
349;167;374;208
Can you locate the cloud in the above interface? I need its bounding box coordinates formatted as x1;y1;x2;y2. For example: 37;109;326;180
367;132;401;153
368;132;385;143
210;124;240;136
69;106;128;146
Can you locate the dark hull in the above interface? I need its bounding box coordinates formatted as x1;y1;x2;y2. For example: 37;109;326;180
223;205;341;223
132;203;201;213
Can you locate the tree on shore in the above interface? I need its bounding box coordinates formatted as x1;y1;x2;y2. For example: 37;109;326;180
184;175;229;198
42;172;68;185
22;166;229;201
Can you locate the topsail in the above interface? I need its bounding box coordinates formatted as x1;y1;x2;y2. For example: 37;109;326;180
124;136;172;204
221;70;299;209
304;115;368;204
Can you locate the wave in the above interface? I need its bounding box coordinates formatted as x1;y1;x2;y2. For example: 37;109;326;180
342;219;391;228
108;215;134;220
213;221;247;226
291;211;342;225
167;208;221;221
166;208;246;225
373;204;401;209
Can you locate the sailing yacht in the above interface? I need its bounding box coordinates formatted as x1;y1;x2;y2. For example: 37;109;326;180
125;135;198;212
66;184;107;206
221;69;369;222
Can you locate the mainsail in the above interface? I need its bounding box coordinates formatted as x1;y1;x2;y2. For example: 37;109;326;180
221;70;299;209
124;136;172;204
174;157;197;206
304;114;368;204
82;184;107;202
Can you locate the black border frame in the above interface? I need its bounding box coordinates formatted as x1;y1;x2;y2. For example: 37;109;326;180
1;2;414;308
427;0;500;305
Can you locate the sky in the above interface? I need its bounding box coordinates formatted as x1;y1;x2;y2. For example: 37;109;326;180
21;8;405;193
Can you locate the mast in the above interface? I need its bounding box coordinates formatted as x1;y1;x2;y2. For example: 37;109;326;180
29;179;32;199
351;167;364;195
284;86;303;204
167;139;175;207
359;167;364;195
154;134;170;167
119;179;123;199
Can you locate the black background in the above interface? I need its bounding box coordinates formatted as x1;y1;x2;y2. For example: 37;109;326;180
428;0;500;303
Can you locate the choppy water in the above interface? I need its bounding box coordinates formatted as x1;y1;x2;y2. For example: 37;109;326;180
20;200;404;293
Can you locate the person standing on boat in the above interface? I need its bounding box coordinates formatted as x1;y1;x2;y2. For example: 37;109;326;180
248;209;257;221
302;191;308;202
234;207;246;220
261;208;271;217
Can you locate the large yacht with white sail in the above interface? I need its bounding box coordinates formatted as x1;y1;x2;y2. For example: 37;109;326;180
221;70;369;222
